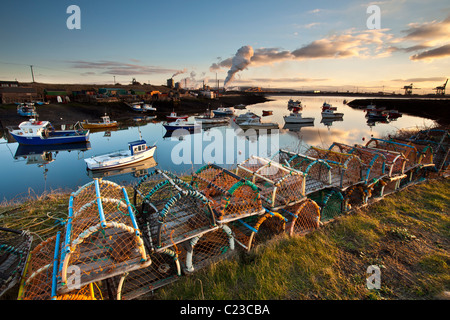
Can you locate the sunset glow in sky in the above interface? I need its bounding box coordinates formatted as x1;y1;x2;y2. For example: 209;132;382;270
0;0;449;93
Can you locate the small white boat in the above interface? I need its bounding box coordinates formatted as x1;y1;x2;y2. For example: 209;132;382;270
235;111;261;124
167;111;188;121
234;104;246;109
238;118;279;130
283;112;315;124
163;118;201;131
321;108;344;118
194;109;229;124
213;107;234;116
84;139;156;171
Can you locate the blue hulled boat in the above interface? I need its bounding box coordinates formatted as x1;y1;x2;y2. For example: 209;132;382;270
9;119;90;145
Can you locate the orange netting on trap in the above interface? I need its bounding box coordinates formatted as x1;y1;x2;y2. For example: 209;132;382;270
408;129;449;172
391;138;434;168
59;179;149;294
274;149;333;194
192;164;264;222
304;147;364;189
178;225;235;273
227;211;286;252
116;249;181;300
0;227;32;298
279;198;321;236
365;138;420;171
236;156;306;209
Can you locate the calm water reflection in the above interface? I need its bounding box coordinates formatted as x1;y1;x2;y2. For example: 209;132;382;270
0;95;436;202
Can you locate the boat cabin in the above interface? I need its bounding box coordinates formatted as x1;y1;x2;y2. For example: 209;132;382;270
129;140;147;155
16;119;51;137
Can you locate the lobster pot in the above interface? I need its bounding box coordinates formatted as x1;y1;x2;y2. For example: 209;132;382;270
304;147;364;190
192;164;264;222
133;169;192;211
408;129;449;172
365;138;420;171
382;176;403;196
308;189;346;223
274;149;332;194
58;179;150;295
278;199;321;236
19;233;104;300
178;225;235;273
236;156;306;210
227;211;286;252
0;227;32;298
116;249;181;300
329;143;386;184
156;190;217;251
343;184;369;208
135;170;194;250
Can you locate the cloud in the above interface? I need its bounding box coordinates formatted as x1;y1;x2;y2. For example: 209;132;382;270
391;76;447;82
68;60;180;76
410;44;450;61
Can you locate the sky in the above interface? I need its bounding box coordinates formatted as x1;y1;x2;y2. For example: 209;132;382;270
0;0;449;93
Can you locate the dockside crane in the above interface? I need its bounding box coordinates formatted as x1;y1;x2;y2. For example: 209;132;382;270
434;79;448;95
402;83;420;95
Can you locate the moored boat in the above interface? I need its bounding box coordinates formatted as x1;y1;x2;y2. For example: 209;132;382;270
238;118;279;130
9;119;89;145
80;114;118;129
321;108;344;118
262;110;273;116
283;112;315;124
163;118;201;131
167;111;189;121
17;103;38;117
234;104;246;109
234;111;261;124
213;107;234;116
322;102;337;111
288;99;302;109
84;139;156;171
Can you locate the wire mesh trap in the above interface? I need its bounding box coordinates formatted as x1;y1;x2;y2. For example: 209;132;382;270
0;227;33;298
308;189;347;223
227;209;287;252
408;129;449;173
57;178;150;295
235;156;306;210
273;149;333;194
192;164;265;222
277;198;321;236
304;146;364;190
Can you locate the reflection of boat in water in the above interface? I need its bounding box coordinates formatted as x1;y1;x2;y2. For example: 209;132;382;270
9;119;90;145
14;142;91;165
195;110;230;125
85;139;156;171
367;118;390;128
284;113;315;124
288;99;302;109
87;157;157;179
127;102;157;112
80;114;118;129
320;118;343;129
321;108;344;118
238;118;279;130
282;122;314;132
388;110;402;119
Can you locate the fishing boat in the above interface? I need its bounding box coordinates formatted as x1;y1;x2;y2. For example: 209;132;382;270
84;139;156;171
234;104;246;109
366;110;389;121
17;103;38;117
166;111;189;121
213;107;234;116
234;111;261;124
321;108;344;118
163;118;201;131
8;119;89;145
322;102;337;111
238;118;279;130
388;110;402;119
283;112;315;124
262;110;273;116
127;102;156;112
288;99;302;109
80;114;118;129
142;103;156;112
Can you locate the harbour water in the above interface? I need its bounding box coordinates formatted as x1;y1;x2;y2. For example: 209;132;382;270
0;95;436;202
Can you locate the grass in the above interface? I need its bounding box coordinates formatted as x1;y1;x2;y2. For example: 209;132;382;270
154;178;450;300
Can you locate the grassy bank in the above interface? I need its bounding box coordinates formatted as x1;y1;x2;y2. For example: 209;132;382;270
153;178;449;300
